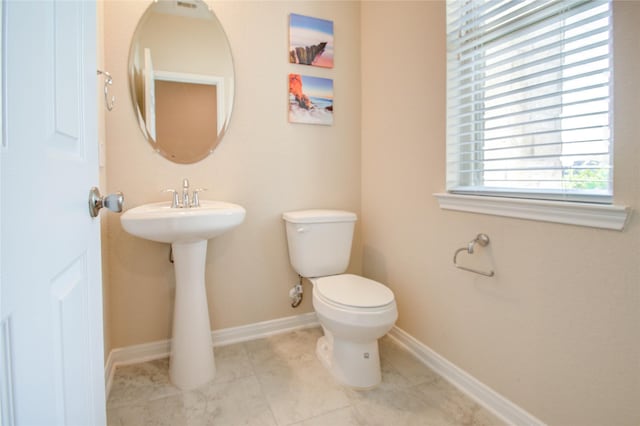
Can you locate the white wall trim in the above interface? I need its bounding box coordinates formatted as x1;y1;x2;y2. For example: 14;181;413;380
209;311;319;347
104;350;115;400
388;326;545;426
434;192;631;231
105;312;319;396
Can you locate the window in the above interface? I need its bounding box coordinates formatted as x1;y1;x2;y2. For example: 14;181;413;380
446;0;612;204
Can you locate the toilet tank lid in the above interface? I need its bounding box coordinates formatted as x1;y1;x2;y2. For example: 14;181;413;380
282;209;357;224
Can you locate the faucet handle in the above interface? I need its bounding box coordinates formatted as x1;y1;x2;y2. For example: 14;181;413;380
191;188;207;207
162;188;180;208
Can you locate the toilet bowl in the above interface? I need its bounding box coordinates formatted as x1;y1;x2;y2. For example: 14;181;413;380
282;210;398;388
311;274;397;388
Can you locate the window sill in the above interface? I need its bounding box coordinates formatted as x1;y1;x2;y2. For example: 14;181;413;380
433;193;631;231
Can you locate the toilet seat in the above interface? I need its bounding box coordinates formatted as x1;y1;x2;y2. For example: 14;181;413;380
313;274;395;310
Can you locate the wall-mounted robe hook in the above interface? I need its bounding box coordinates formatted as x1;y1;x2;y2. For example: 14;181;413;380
97;69;115;111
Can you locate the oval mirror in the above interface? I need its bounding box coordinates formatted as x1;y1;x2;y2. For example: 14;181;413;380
128;0;234;164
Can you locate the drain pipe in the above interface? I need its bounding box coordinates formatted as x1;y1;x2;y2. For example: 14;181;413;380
289;275;304;308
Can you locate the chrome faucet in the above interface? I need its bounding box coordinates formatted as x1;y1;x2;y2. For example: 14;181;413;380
163;178;207;208
182;178;190;208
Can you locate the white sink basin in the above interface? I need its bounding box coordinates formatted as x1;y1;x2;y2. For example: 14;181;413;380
121;200;246;244
119;199;246;390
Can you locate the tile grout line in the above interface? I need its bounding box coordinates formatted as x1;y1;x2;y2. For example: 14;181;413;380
241;340;282;426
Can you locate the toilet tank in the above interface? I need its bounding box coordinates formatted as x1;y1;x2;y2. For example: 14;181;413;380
282;210;357;278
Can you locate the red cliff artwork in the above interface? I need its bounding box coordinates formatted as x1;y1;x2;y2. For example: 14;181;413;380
288;74;334;126
289;74;312;110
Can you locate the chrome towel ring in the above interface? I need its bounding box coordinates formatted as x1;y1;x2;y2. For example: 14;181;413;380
453;233;495;277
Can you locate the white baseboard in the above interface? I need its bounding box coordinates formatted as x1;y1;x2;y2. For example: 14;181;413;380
388;326;544;426
105;312;319;396
210;311;319;346
104;351;115;399
105;313;542;425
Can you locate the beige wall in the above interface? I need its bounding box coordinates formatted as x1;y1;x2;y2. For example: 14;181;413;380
104;0;639;423
361;2;639;425
104;1;361;351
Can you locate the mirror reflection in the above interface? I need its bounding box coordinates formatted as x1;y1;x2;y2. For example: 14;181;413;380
128;0;235;164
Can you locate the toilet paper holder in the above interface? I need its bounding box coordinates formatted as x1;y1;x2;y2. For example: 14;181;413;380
453;233;495;277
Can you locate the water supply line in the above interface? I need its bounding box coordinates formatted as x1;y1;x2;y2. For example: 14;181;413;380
289;275;304;307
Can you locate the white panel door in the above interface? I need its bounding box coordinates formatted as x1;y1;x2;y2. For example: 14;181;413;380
0;1;106;425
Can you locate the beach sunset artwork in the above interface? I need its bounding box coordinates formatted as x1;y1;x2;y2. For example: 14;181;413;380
289;74;333;126
289;14;334;68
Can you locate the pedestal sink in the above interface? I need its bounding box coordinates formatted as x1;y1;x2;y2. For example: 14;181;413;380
120;200;246;390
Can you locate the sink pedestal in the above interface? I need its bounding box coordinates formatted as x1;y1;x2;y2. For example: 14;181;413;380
119;199;246;390
169;240;215;390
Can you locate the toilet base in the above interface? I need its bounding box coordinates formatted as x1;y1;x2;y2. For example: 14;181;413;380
316;334;381;389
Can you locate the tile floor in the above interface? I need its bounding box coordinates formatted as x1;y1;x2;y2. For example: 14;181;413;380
107;327;504;426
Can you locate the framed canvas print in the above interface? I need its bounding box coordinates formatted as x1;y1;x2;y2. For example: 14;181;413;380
289;13;334;68
289;74;333;126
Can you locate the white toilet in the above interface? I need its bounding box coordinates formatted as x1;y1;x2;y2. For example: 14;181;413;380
283;209;398;388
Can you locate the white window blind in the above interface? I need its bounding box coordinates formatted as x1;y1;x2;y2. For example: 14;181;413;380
446;0;612;203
